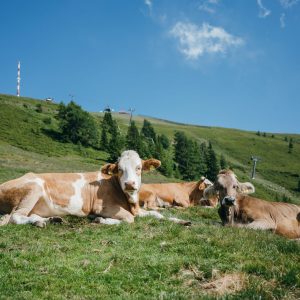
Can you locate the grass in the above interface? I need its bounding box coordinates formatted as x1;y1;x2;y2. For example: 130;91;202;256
0;94;300;299
0;210;299;299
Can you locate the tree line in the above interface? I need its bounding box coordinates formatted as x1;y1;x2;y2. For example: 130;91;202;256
57;101;228;181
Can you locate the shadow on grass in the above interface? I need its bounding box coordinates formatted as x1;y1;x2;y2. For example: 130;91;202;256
41;128;65;142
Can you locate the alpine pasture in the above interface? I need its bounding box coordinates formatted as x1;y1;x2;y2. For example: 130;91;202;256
0;94;299;299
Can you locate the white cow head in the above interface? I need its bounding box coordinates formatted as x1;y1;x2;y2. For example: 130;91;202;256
101;150;161;204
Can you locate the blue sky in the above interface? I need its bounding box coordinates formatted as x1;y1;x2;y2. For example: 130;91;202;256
0;0;299;133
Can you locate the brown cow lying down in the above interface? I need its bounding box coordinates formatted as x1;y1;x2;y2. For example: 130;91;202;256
139;177;217;209
204;170;300;239
0;150;190;227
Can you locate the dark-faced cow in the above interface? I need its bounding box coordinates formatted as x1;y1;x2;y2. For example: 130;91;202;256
139;177;216;209
0;150;189;227
204;170;300;239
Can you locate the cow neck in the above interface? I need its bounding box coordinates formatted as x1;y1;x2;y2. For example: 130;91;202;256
83;172;103;215
219;198;241;226
181;181;199;194
111;175;134;213
112;175;124;194
113;175;140;216
89;174;101;214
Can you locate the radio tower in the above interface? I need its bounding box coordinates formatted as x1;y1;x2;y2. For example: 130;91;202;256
17;61;21;97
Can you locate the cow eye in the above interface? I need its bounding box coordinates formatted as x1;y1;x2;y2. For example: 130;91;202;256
136;166;142;171
118;168;123;173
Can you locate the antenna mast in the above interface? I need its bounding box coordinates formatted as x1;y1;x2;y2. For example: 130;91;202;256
17;61;21;97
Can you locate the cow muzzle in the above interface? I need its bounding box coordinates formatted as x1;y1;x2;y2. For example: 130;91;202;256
222;196;236;206
124;181;138;192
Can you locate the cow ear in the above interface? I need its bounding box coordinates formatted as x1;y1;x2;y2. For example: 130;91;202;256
142;159;161;171
101;163;118;175
238;182;255;194
198;176;206;190
199;177;213;190
203;184;219;198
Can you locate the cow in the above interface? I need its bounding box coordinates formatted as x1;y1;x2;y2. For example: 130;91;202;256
139;177;216;209
204;169;300;239
0;150;190;227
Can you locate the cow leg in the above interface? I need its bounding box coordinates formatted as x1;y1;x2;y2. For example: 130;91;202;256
138;209;191;226
238;220;275;231
93;217;122;225
94;206;135;224
11;213;51;227
143;194;157;209
0;214;11;226
173;197;189;208
9;184;51;227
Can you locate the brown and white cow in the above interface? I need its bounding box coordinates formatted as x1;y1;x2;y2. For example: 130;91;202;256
204;169;300;239
0;150;189;227
139;177;216;209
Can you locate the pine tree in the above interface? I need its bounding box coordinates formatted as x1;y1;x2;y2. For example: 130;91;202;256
140;119;157;157
102;112;114;133
173;132;207;180
199;142;208;176
141;119;156;143
186;140;202;180
158;134;170;149
100;126;109;151
256;131;261;136
155;140;173;177
220;154;228;170
126;121;142;155
139;138;152;159
108;121;124;162
173;131;189;179
206;142;219;181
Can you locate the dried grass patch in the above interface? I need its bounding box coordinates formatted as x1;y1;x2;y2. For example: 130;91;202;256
177;267;247;296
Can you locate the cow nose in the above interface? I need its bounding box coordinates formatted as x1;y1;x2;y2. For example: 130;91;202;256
223;196;236;206
125;181;136;191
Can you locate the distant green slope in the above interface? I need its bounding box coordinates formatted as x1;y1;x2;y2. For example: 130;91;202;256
97;112;300;203
1;93;299;203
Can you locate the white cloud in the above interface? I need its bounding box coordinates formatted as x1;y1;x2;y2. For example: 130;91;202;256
199;0;220;14
169;22;244;60
279;0;299;8
145;0;152;11
280;13;286;28
257;0;271;18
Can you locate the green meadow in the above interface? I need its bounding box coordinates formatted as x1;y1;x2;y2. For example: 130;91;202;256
0;94;299;299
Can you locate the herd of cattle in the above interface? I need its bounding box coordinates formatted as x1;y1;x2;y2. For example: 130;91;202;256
0;150;299;239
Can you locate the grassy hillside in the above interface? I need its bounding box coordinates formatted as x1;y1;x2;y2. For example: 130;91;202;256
102;113;300;204
0;94;300;299
1;93;299;202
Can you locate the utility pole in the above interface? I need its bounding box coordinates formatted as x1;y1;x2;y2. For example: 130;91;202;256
251;156;261;179
128;108;135;123
17;61;21;97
